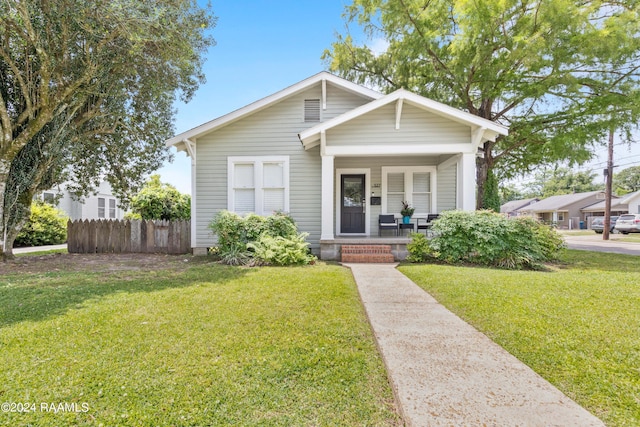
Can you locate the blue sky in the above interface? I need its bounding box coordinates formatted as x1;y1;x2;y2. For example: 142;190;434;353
157;0;640;194
157;1;362;193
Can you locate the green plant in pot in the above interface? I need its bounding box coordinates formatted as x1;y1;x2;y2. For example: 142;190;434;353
401;201;414;224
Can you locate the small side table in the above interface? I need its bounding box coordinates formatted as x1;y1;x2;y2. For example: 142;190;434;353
398;222;415;236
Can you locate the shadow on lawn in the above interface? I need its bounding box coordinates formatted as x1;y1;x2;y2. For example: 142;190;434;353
0;261;249;328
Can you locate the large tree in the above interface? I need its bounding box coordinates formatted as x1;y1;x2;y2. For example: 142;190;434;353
324;0;640;209
613;165;640;194
0;0;215;258
522;166;602;198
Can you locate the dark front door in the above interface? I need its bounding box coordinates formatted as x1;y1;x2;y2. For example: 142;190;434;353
341;174;366;234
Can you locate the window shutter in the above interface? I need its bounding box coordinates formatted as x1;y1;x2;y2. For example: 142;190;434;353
304;99;320;122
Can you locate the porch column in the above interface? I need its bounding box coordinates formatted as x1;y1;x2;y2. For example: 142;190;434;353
321;155;335;240
459;152;476;211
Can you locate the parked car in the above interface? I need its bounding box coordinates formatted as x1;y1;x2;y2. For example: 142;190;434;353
591;216;619;234
614;214;640;234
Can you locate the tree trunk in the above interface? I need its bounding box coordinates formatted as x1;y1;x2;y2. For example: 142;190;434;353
0;158;11;260
475;142;494;210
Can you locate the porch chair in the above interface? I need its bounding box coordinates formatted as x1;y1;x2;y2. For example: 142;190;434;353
417;214;440;236
378;214;398;236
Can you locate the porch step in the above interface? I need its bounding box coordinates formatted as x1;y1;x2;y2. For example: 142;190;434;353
341;245;395;263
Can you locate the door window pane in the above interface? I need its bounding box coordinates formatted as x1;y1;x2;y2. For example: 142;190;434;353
343;177;363;207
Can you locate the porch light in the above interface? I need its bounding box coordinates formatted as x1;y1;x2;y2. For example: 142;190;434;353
476;148;485;158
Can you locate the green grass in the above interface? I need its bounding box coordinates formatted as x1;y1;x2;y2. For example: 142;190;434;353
398;250;640;427
0;261;399;426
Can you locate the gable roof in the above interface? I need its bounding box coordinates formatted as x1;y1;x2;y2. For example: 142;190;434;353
500;198;539;214
518;191;605;212
581;190;639;212
298;88;508;149
166;72;382;151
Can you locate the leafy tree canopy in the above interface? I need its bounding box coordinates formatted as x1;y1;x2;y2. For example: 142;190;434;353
0;0;215;258
128;175;191;221
613;166;640;194
522;167;602;198
324;0;640;208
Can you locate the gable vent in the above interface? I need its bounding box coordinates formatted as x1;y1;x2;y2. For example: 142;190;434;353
304;99;321;122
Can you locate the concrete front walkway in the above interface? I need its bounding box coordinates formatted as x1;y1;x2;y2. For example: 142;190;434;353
345;263;605;427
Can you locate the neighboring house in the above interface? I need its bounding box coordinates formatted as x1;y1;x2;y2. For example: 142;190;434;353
517;191;608;229
40;181;125;221
581;190;640;225
165;72;508;258
500;198;539;217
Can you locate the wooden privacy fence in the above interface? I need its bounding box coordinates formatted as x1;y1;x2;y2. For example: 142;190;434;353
67;219;191;254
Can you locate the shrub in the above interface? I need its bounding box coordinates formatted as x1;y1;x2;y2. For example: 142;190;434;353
419;210;564;269
208;210;315;266
247;233;316;266
406;232;436;263
15;201;68;247
129;175;190;220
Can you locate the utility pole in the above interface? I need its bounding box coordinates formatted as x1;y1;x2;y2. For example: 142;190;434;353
603;129;614;241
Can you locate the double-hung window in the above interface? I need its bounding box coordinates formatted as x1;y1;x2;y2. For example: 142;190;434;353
98;198;106;218
381;166;437;216
228;156;290;215
109;199;117;219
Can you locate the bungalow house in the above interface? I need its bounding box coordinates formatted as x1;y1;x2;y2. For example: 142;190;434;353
166;72;508;259
500;198;539;217
517;191;607;229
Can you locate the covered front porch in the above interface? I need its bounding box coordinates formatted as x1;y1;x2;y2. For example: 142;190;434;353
297;88;508;260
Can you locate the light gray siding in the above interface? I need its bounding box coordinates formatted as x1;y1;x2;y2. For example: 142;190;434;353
194;84;372;249
327;103;471;147
437;163;457;212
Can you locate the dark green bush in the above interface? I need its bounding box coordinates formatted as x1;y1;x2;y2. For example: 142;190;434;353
407;210;564;269
208;210;315;266
129;175;190;220
15;201;68;247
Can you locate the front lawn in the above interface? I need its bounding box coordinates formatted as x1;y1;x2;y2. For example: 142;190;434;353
0;256;399;426
399;250;640;427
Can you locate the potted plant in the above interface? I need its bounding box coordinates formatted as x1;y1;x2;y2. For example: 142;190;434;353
401;201;414;224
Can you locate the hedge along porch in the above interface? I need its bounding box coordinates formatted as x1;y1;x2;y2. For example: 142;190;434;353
164;72;507;259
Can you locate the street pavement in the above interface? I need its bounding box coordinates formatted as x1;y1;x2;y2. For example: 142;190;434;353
562;233;640;255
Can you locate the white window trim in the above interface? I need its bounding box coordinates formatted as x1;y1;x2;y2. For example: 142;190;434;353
227;156;290;215
381;166;437;217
